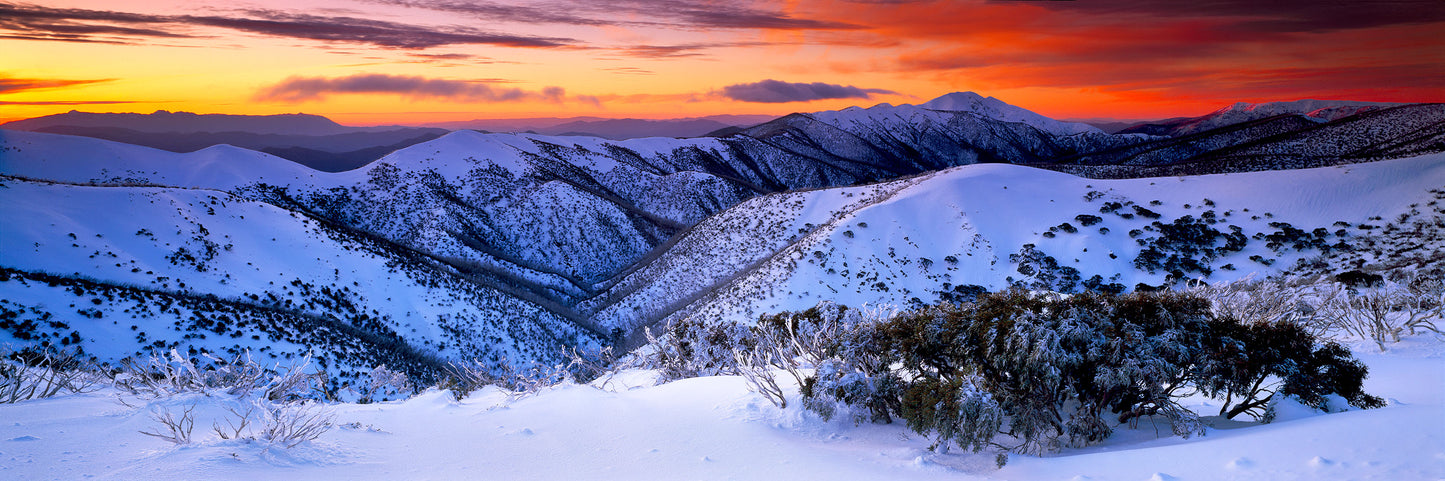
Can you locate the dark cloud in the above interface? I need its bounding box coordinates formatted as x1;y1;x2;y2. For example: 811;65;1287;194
254;73;583;104
191;9;569;49
1013;0;1445;33
369;0;607;26
0;2;573;48
719;80;897;103
0;100;139;105
0;2;183;42
661;2;861;30
0;76;114;94
366;0;862;30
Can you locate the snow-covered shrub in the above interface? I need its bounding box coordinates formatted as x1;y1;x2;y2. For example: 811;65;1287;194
257;401;335;448
773;289;1378;454
1281;342;1384;413
801;307;901;424
207;399;335;449
1396;273;1444;336
644;319;755;382
899;375;1002;454
735;302;887;410
0;347;105;403
1189;277;1310;327
440;361;496;401
731;341;790;408
356;364;413;403
1322;288;1400;351
650;287;1383;456
115;349;328;401
562;346;619;385
139;404;195;444
1196;317;1382;419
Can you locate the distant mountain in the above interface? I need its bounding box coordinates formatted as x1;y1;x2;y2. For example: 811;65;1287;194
1052;103;1445;178
1;111;448;172
21;125;446;172
545;118;733;140
1119;99;1401;137
424;115;778;139
1068;117;1188;134
0;110;419;136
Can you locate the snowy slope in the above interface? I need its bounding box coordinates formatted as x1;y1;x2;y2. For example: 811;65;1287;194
610;152;1445;329
0;130;320;190
0;177;597;378
0;337;1439;480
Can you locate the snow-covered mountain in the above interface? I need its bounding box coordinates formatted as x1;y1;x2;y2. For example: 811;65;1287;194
3;91;1442;379
917;91;1103;135
587;153;1445;345
1120;99;1401;137
0;173;598;384
1;111;448;172
419;114;777;139
1057;103;1445;177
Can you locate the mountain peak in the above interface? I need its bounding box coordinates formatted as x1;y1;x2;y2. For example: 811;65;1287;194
918;91;990;111
910;91;1101;135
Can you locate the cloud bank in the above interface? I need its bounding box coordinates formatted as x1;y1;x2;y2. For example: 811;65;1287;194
0;75;113;94
255;74;589;104
719;80;896;103
0;2;571;48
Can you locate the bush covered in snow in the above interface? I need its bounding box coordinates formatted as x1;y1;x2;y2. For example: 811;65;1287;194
648;289;1385;456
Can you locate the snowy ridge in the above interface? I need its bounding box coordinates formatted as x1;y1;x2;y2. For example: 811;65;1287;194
1122;99;1404;137
0;176;596;376
1216;99;1400;121
615;153;1445;328
916;91;1103;135
0;130;319;190
807;92;1105;139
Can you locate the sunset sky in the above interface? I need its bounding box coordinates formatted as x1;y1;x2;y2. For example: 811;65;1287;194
2;0;1442;125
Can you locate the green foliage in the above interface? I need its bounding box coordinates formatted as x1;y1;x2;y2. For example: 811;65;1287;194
1197;318;1383;419
670;289;1382;456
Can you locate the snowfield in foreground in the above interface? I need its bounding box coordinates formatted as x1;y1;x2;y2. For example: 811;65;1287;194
2;337;1441;480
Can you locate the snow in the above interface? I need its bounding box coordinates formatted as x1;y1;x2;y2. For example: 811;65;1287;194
0;177;591;368
1217;99;1400;119
917;92;1104;135
651;152;1445;325
1;336;1440;480
0;130;317;190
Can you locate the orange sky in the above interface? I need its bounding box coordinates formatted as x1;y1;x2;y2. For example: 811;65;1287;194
2;0;1442;125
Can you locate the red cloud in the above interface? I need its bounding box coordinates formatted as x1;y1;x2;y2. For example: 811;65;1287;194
799;0;1445;116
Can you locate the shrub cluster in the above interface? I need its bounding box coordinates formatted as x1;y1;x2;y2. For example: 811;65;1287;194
652;291;1382;455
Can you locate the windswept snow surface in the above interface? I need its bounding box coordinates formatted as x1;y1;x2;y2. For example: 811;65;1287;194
0;336;1440;480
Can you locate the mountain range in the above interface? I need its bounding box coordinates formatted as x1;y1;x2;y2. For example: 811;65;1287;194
420;115;778;139
2;92;1442;383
